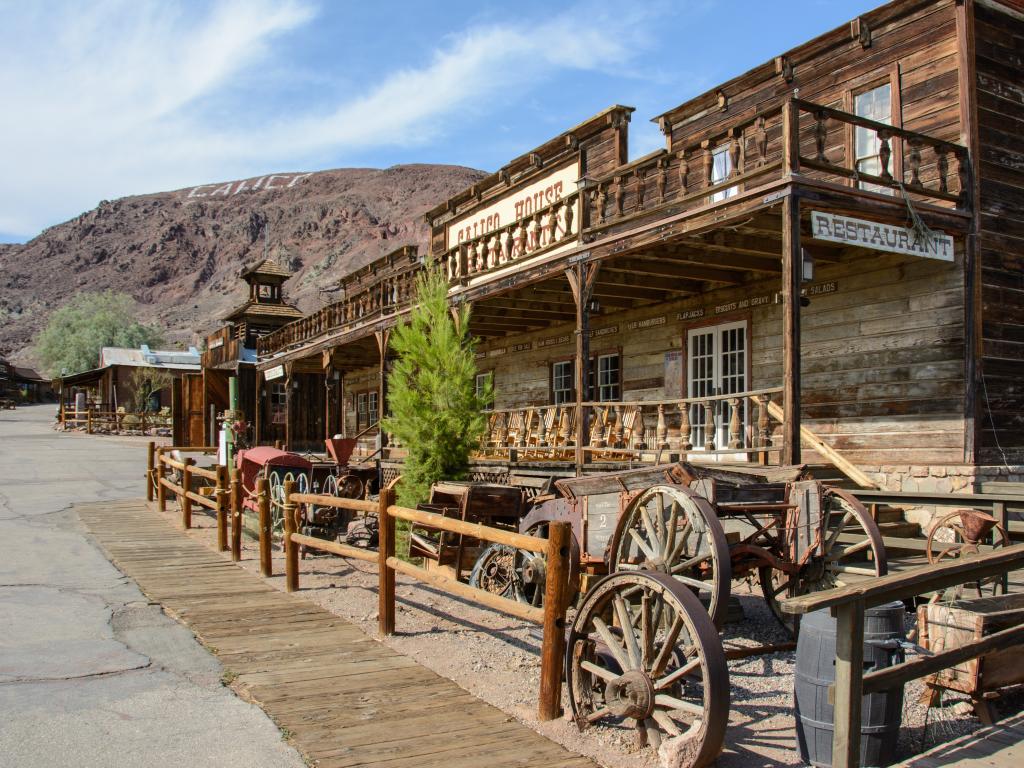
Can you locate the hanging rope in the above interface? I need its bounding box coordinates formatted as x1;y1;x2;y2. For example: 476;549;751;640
899;182;938;253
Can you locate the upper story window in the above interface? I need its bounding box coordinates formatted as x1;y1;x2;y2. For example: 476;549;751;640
595;354;621;402
854;83;892;193
270;382;287;425
552;360;574;405
709;144;737;203
475;372;493;410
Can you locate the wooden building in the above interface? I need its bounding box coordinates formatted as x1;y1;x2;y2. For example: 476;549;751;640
256;0;1024;493
193;259;304;447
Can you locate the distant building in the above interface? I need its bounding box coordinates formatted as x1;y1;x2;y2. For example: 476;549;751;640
58;344;201;415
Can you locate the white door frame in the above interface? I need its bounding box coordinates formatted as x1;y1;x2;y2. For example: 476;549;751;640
685;320;748;459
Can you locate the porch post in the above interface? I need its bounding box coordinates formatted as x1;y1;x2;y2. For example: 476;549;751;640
566;259;598;477
375;329;391;450
781;192;802;465
322;349;334;441
284;363;293;452
254;371;263;446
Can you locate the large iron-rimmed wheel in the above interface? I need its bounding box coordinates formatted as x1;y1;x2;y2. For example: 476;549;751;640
468;522;580;607
566;571;729;764
926;509;1010;600
608;485;731;630
760;486;887;635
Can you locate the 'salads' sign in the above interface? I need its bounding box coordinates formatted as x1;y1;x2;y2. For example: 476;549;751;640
811;211;954;262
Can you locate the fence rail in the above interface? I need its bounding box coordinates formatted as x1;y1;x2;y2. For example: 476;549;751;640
780;543;1024;768
278;480;571;721
63;409;171;434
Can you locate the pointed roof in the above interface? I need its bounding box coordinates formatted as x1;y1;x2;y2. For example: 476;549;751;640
222;299;304;323
240;258;292;281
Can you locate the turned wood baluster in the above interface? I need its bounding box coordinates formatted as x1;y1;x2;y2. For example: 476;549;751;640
634;409;646;450
545;407;559;446
635;169;646;212
518;410;531;448
728;397;742;449
815;110;828;163
703;401;716;452
656;404;668;449
730;130;742;177
613;176;624;218
754;116;768;166
908;139;922;187
592;406;607;448
878;130;893;182
702;140;714;190
656;161;667;202
611;405;624;447
756;394;770;449
679;402;693;451
957;150;971;207
594;185;607;224
936;147;949;195
677;150;689;195
495;412;508;446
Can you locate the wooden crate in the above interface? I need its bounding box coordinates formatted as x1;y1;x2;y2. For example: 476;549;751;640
918;593;1024;697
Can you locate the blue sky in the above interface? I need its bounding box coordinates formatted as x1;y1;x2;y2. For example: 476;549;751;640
1;0;882;243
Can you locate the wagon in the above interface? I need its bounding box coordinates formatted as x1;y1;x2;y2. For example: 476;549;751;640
236;446;313;533
462;461;889;759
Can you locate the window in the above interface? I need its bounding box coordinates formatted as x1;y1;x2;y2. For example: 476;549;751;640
709;144;737;203
596;354;620;402
356;390;379;430
552;360;574;405
270;382;287;425
476;372;493;410
854;84;892;193
686;321;747;459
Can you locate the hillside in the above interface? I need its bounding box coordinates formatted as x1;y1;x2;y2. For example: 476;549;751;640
0;164;486;368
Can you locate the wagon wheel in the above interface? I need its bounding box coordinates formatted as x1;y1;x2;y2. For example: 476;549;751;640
760;486;887;635
268;470;295;535
925;509;1010;600
608;485;731;630
566;571;729;764
468;543;523;600
469;522;580;606
338;472;364;500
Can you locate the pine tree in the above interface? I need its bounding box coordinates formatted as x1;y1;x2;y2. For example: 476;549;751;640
382;267;491;508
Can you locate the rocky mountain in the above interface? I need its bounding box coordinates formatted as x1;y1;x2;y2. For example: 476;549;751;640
0;164;486;367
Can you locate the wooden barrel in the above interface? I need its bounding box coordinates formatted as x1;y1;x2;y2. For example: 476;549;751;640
794;601;905;767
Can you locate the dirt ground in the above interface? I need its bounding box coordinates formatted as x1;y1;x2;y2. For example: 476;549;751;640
171;506;1009;768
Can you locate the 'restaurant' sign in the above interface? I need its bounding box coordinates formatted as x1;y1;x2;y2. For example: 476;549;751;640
811;211;953;262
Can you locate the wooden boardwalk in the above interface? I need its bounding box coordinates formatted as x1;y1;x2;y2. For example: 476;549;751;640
898;711;1024;768
77;499;596;768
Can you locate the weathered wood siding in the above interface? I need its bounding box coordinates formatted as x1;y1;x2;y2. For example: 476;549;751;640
477;247;965;465
975;0;1024;463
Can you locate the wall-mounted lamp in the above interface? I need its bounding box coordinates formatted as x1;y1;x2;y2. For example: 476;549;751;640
587;298;601;314
801;248;814;282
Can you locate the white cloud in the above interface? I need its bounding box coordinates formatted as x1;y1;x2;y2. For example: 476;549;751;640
0;0;655;240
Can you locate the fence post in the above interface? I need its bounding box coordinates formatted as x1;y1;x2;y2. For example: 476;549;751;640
157;449;167;511
284;480;298;592
181;458;194;530
141;411;147;433
87;410;93;434
378;487;396;636
832;599;865;768
538;521;571;721
257;477;272;577
146;442;156;502
215;464;228;552
230;466;242;562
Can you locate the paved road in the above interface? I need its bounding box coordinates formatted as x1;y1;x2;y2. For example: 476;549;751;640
0;405;304;768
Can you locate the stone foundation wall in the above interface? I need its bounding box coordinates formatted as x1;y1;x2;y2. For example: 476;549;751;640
861;464;1024;494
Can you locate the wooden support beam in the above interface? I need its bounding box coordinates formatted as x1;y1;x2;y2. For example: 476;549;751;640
375;329;391;450
531;285;635;308
781;192;801;465
832;600;865;768
603;257;743;285
661;246;782;274
567;262;599;476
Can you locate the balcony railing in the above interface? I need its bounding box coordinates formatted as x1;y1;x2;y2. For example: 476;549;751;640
257;268;419;358
436;191;582;284
584;98;969;232
473;387;783;463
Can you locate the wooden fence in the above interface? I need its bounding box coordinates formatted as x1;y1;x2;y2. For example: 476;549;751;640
65;409;171;434
280;480;572;721
780;543;1024;768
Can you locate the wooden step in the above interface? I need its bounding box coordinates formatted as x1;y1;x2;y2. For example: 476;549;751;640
875;519;922;538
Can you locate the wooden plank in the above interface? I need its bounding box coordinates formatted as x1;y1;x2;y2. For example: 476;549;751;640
75;498;595;768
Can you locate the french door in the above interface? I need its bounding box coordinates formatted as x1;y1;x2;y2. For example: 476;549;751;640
686;321;747;458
